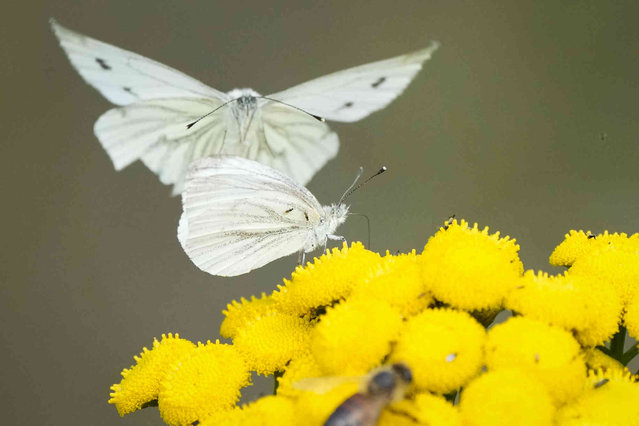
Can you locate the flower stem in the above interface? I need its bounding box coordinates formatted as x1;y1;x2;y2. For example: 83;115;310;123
610;325;627;362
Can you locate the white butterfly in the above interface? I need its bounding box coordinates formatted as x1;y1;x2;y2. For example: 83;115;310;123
178;156;382;277
51;19;439;194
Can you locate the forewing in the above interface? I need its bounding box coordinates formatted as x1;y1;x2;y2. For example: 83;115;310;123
51;19;226;105
180;157;324;276
94;97;230;194
268;42;440;122
258;102;339;185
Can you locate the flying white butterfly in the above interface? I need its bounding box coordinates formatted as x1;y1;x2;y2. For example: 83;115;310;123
177;156;385;277
51;19;439;194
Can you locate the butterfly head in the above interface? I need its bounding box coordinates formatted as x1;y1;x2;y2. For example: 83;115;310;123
324;203;350;231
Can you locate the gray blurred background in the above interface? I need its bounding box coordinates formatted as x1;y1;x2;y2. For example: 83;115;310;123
2;1;639;424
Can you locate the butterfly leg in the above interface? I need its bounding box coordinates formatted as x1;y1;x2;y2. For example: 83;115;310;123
327;234;347;248
297;250;306;266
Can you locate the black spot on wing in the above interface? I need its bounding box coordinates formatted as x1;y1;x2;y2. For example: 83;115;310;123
284;208;294;214
304;212;309;221
371;76;386;88
123;87;134;95
343;102;354;108
95;58;111;70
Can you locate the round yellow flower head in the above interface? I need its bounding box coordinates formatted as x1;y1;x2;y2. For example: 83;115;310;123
271;242;382;316
349;250;432;317
624;292;639;340
555;368;639;425
420;219;523;311
485;316;585;405
549;230;639;267
292;377;361;425
220;292;276;339
276;351;324;397
200;395;297;426
582;347;625;374
158;341;251;426
233;311;311;375
459;369;554;426
506;270;622;346
108;333;197;416
390;308;486;393
310;298;403;375
568;243;639;305
378;392;462;426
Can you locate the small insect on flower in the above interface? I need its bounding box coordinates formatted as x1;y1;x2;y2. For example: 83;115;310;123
178;156;385;276
296;363;413;426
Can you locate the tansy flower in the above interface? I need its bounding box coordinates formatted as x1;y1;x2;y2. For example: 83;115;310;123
232;311;311;375
506;270;622;346
158;341;251;425
582;347;625;374
389;308;485;394
292;377;361;425
549;230;639;267
459;369;554;426
310;298;403;375
276;351;324;397
349;250;432;317
555;368;639;425
420;219;523;311
200;395;297;426
567;244;639;305
485;316;585;405
271;242;382;316
220;293;276;339
624;292;639;340
378;392;462;426
108;333;197;416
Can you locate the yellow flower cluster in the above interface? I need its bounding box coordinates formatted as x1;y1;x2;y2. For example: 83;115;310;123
109;219;639;425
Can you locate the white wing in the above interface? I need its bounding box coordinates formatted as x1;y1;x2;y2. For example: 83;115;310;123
257;102;339;186
50;19;226;105
180;156;325;276
268;41;440;122
94;97;229;194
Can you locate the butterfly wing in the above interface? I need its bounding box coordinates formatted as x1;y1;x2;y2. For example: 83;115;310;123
268;41;440;122
93;97;230;194
179;156;325;276
258;102;339;186
50;19;227;105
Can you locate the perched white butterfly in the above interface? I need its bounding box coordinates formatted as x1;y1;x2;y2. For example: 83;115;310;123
177;156;385;276
51;19;438;194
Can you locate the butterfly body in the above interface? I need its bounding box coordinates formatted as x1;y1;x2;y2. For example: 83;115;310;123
51;19;438;194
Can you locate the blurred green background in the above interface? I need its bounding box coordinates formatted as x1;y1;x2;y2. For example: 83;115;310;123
2;1;639;424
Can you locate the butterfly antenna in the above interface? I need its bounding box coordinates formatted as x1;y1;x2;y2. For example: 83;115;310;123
258;96;326;122
339;166;387;205
186;98;239;129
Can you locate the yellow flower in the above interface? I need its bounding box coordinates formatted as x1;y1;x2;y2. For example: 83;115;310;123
420;219;523;311
108;333;196;416
459;369;554;426
233;311;311;375
276;351;324;397
293;378;361;426
271;242;382;316
158;341;251;425
485;316;585;405
378;392;462;426
506;271;622;346
389;308;485;394
310;298;403;375
549;230;638;267
624;292;639;340
555;368;639;425
349;251;432;317
568;243;639;305
200;395;297;426
582;347;625;374
220;293;276;339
